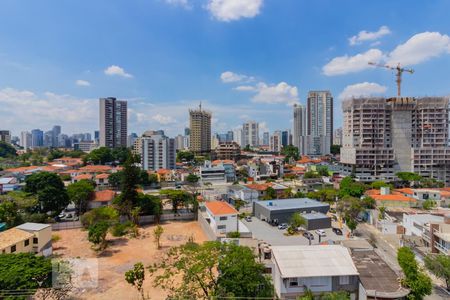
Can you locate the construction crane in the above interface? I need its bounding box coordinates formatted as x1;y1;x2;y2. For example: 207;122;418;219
368;62;414;97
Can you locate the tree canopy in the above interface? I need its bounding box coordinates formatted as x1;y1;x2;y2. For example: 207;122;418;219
424;254;450;291
67;179;95;215
281;145;299;162
147;241;273;299
83;147;130;165
397;247;432;299
339;176;367;198
24;171;69;214
0;141;17;158
176;151;195;163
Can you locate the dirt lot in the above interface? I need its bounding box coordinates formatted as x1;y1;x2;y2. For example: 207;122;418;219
52;221;208;300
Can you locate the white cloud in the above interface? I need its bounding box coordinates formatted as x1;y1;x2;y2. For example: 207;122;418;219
322;49;384;76
251;82;299;105
349;26;391;46
152;114;177;125
0;88;97;134
339;82;387;100
220;71;254;83
206;0;263;22
75;79;90;87
387;31;450;66
104;65;133;78
164;0;191;9
233;85;256;91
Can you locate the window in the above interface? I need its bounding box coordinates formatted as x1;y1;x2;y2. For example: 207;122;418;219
33;237;38;244
11;245;16;253
24;239;29;247
289;278;299;287
219;216;228;221
217;225;226;230
339;276;350;285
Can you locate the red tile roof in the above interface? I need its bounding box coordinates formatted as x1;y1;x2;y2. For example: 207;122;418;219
74;174;93;181
92;190;116;202
79;165;112;173
95;173;110;179
205;201;238;216
246;183;269;191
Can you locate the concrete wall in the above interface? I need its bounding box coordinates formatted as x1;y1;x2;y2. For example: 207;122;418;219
253;202;329;224
197;212;218;241
391;110;413;173
306;217;331;230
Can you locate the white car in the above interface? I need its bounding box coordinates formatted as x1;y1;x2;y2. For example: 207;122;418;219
315;229;326;237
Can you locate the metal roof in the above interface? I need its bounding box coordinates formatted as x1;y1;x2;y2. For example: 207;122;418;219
15;222;51;231
271;245;358;278
255;198;329;211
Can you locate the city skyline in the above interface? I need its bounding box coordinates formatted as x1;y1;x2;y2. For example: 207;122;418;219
1;1;450;137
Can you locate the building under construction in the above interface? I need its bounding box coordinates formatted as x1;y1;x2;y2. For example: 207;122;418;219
340;97;450;185
189;105;212;155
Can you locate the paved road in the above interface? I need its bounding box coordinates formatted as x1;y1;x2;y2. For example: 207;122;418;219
356;223;450;300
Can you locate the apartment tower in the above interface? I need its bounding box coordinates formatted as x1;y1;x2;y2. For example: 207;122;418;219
99;97;127;148
189;104;212;155
292;104;306;155
306;91;333;155
135;130;176;171
242;121;259;148
341;97;450;185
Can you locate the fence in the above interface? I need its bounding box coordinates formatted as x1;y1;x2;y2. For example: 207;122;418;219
52;221;83;231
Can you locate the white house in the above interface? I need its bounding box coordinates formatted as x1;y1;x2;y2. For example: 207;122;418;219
227;185;259;204
204;201;238;235
200;161;227;184
269;245;359;299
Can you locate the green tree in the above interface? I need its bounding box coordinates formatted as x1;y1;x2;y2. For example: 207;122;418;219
371;180;393;189
153;225;164;249
25;171;69;214
424;254;450;290
47;149;65;161
0;141;17;157
111;147;131;164
88;221;110;250
125;262;146;300
67;179;94;215
396;172;422;187
330;145;341;155
339;176;367;198
148;241;273;299
337;196;363;220
316;165;330;176
176;151;195;163
362;196;376;209
186;174;200;184
422;199;436;210
80;206;119;228
108;171;124;189
0;201;23;228
346;218;357;233
0;253;52;297
262;187;277;200
397;247;432;299
115;154;140;218
281;145;299;162
288;212;307;233
83;147;113;165
303;171;320;179
160;189;192;213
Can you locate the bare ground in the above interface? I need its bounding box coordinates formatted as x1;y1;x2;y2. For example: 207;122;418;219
52;221;207;300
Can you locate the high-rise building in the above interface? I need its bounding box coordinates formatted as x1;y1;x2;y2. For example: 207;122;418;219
242;121;259;147
292;104;306;154
341;97;450;185
99;97;128;148
281;130;289;148
262;132;270;146
20;131;31;149
333;128;342;146
136;130;176;171
184;127;191;136
94;130;100;144
189;104;212;155
52;125;61;147
306;91;333;155
0;130;11;144
127;133;138;148
270;131;282;152
43;131;53;148
31;129;43;148
233;128;243;146
175;134;185;150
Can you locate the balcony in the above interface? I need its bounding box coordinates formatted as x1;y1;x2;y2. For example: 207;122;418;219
434;241;449;255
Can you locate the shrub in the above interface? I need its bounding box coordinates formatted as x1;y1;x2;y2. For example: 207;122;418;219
226;231;240;238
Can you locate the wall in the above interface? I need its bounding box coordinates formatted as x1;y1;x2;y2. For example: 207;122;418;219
197;212;218;241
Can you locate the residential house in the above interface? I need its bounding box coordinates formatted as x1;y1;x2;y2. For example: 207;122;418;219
200;161;227;184
0;223;52;256
89;190;116;209
204;201;238;235
0;177;20;193
227;185;259;205
264;245;359;299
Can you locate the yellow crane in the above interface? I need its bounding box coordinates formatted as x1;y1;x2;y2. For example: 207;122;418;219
368;62;414;97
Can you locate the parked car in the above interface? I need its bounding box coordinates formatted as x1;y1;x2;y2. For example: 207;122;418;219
245;216;252;222
315;229;326;237
332;227;343;235
278;223;288;230
303;231;314;240
61;213;79;222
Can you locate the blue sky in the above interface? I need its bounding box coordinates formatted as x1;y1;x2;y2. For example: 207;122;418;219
1;0;450;137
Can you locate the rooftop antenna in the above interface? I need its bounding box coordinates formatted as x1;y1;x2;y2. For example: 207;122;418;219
199;101;202;111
